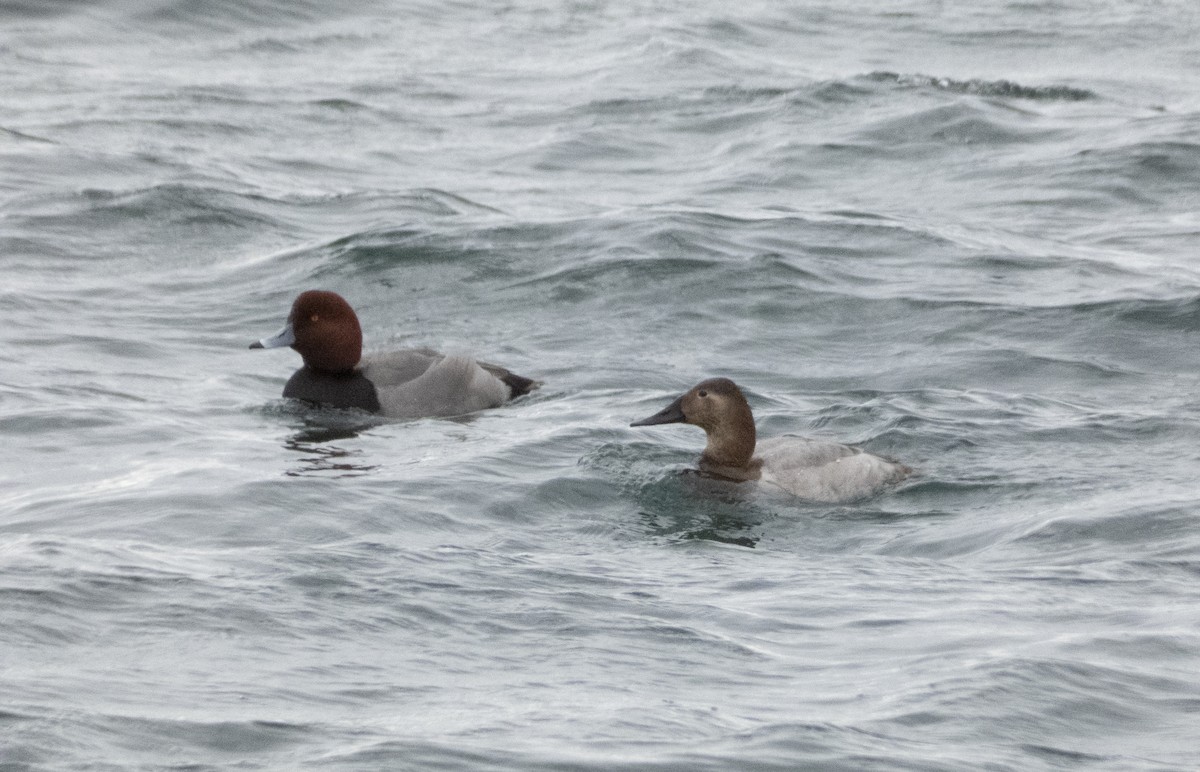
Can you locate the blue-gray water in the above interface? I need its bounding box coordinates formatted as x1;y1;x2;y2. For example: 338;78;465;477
3;1;1200;769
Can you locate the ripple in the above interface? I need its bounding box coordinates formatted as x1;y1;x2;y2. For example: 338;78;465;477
866;71;1099;101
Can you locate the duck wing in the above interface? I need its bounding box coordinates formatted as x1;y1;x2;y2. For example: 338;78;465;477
757;436;909;503
363;350;510;418
358;347;444;386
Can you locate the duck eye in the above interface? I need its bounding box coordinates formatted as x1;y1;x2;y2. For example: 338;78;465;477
310;314;320;322
698;390;708;397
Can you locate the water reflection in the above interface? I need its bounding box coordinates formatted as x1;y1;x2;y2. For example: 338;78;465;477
639;508;761;548
638;470;763;548
283;438;379;477
283;416;380;477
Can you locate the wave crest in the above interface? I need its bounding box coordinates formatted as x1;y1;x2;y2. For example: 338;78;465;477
867;71;1097;101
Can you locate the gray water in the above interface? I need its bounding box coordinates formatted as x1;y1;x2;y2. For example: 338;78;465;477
3;1;1200;769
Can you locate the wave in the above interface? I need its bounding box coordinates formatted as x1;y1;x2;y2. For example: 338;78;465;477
0;0;378;30
11;183;286;239
0;126;56;144
139;0;367;31
1052;138;1200;209
865;71;1098;102
559;70;1095;136
0;0;79;19
1076;295;1200;331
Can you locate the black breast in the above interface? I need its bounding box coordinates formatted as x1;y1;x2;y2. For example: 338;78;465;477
282;367;381;413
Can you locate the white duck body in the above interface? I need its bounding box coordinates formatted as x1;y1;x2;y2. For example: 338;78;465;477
754;436;908;503
359;347;512;418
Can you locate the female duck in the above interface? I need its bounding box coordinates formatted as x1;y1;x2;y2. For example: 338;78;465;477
250;290;536;418
631;377;909;503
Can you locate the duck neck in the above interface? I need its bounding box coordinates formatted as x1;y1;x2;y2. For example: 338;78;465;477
698;411;759;481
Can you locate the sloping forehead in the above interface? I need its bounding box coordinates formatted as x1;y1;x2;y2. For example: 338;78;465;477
693;377;742;397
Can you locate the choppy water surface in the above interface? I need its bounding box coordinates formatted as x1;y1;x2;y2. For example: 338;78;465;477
3;1;1200;769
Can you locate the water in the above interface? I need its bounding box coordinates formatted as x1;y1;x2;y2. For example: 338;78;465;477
3;1;1200;769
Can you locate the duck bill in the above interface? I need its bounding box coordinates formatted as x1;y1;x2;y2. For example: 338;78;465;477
249;321;296;350
631;395;686;427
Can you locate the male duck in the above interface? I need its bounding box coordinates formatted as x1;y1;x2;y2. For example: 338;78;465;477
250;290;537;417
631;377;909;503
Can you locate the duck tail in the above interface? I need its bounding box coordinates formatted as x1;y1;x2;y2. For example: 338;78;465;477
499;371;540;398
478;361;540;398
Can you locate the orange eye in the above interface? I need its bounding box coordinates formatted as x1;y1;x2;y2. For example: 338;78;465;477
311;314;319;322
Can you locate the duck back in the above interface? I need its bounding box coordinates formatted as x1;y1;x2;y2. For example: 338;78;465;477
359;347;444;386
756;437;909;503
361;349;510;418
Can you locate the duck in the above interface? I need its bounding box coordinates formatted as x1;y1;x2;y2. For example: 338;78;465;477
631;377;910;503
250;290;537;417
